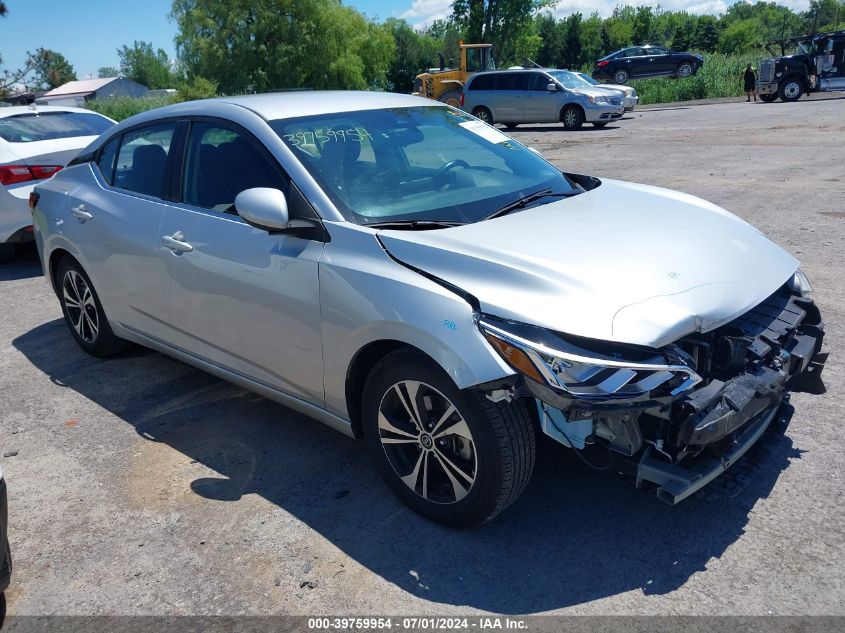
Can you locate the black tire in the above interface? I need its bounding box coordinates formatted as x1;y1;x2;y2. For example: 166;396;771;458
676;62;694;78
0;243;15;263
592;122;609;128
778;78;803;102
561;105;584;130
472;106;493;124
613;69;629;85
362;349;535;527
56;257;130;357
439;90;462;108
504;122;518;130
759;94;778;103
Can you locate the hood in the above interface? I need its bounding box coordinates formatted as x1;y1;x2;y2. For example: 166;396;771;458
378;179;799;348
571;87;619;99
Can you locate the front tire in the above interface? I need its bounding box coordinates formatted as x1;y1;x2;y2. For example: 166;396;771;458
472;106;493;124
362;350;535;527
676;62;694;78
56;258;130;357
561;105;584;130
778;79;803;102
613;69;629;85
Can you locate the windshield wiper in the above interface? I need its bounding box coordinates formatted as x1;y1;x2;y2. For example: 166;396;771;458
484;188;580;220
365;219;466;230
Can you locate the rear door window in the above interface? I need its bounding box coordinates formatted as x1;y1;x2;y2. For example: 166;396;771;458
469;74;495;90
495;73;529;91
113;123;177;199
0;111;113;143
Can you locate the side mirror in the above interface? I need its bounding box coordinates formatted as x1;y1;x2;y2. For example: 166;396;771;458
235;187;289;232
546;82;557;92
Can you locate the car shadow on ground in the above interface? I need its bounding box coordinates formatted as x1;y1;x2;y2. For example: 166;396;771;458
0;245;42;282
507;124;623;133
13;319;801;613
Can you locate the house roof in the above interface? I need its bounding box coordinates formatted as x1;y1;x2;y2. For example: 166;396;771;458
43;77;119;97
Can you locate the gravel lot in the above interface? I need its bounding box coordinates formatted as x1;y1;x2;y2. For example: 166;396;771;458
1;97;843;617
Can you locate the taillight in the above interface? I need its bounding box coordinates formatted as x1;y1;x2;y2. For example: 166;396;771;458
460;92;465;106
0;164;62;186
597;60;609;67
29;192;40;209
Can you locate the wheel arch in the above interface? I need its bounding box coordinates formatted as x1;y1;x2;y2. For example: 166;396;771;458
345;340;433;438
48;247;78;295
560;102;585;122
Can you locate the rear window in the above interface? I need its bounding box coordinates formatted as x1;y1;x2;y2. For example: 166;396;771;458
0;111;113;143
469;74;496;91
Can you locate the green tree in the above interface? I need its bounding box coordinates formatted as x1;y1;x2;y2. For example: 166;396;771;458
118;41;174;89
98;66;120;78
535;13;563;67
632;6;654;44
384;18;439;92
31;48;76;89
694;15;720;52
451;0;554;65
561;13;583;68
717;19;758;54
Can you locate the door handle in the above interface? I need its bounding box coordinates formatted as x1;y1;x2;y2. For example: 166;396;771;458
71;205;93;222
161;231;193;253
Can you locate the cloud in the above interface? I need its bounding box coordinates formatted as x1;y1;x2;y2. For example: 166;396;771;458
396;0;812;26
399;0;453;27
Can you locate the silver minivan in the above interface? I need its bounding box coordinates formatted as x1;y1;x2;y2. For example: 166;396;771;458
461;69;625;130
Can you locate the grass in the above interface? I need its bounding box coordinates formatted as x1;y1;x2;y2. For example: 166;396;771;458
629;52;760;105
84;96;177;122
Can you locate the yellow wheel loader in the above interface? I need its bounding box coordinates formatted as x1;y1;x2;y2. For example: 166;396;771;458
412;42;494;107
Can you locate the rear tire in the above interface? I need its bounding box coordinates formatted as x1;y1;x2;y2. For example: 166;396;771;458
778;79;803;102
759;94;778;103
561;105;584;130
613;69;629;85
56;257;130;357
362;349;535;527
472;106;493;124
0;243;15;263
439;90;462;108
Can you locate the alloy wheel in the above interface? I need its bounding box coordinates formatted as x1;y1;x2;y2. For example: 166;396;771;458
377;380;477;504
563;109;578;128
474;108;492;123
678;63;693;77
62;270;99;343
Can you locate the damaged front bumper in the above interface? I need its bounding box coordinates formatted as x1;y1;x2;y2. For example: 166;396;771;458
480;283;826;504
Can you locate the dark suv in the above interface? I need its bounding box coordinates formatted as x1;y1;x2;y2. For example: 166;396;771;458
593;46;703;85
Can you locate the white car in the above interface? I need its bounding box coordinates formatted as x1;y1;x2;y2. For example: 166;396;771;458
0;105;114;261
573;71;639;111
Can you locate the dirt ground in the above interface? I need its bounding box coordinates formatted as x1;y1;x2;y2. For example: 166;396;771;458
1;96;843;617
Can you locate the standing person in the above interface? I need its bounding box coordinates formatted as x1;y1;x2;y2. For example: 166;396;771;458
743;64;757;102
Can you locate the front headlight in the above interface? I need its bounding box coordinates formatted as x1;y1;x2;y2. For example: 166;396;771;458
588;95;609;104
788;269;814;296
478;316;701;401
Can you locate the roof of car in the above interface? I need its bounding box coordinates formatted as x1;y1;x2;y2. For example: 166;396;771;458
0;104;101;119
137;91;435;123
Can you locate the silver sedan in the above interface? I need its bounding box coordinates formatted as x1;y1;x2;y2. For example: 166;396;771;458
33;92;825;526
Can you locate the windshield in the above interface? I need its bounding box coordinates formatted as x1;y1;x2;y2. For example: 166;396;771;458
546;71;589;90
271;106;576;226
0;111;112;143
575;72;599;86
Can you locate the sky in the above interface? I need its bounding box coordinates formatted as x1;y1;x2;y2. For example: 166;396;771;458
1;0;813;82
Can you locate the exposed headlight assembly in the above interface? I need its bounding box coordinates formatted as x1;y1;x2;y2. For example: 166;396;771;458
588;95;609;104
478;316;701;401
788;269;814;296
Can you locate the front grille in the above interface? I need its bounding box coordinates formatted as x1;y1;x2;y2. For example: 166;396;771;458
609;95;623;105
759;60;775;83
